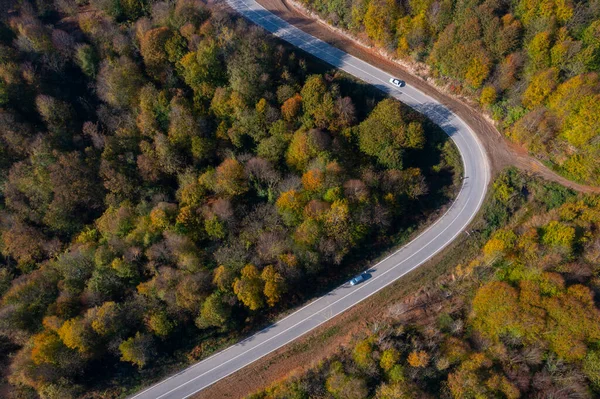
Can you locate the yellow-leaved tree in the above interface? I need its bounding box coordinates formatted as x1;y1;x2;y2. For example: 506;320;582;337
233;264;265;311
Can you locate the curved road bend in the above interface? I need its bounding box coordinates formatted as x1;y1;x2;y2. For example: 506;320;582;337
130;1;491;398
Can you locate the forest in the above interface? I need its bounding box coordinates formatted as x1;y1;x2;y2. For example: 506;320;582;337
250;168;600;399
296;0;600;185
0;0;461;397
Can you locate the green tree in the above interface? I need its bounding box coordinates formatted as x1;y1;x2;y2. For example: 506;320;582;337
111;257;138;279
146;311;176;338
179;39;224;92
165;32;188;64
75;44;99;77
583;350;600;391
227;34;273;104
527;31;552;72
204;215;226;240
352;338;373;368
380;348;400;371
561;94;600;148
119;332;153;368
300;75;327;118
358;99;423;169
388;364;405;383
541;220;575;249
196;292;232;329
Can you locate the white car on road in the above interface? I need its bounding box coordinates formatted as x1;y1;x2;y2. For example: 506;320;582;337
389;77;405;87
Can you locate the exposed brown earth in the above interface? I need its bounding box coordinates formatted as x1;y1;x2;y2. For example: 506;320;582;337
237;0;600;194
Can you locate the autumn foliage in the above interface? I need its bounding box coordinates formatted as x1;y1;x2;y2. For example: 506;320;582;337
251;170;600;399
298;0;600;184
0;1;461;396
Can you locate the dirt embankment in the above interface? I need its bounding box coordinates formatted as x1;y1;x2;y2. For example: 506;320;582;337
247;0;600;194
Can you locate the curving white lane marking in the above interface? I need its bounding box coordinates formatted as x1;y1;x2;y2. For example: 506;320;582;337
129;1;490;398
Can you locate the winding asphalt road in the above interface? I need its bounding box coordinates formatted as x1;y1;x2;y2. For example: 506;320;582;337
130;1;490;398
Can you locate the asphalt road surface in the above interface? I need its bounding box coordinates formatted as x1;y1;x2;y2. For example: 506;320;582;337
130;1;490;398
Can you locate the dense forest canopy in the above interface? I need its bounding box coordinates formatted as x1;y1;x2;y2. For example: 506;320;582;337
250;169;600;399
298;0;600;185
0;0;460;397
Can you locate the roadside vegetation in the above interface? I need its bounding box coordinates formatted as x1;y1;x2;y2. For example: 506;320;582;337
295;0;600;185
0;0;461;397
249;168;600;399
